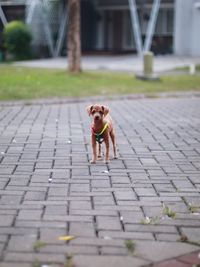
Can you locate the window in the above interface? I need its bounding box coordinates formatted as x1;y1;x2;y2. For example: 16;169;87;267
123;11;136;49
155;8;174;35
166;9;174;34
155;10;164;34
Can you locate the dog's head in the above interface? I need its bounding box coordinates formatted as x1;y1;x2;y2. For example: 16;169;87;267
86;104;109;122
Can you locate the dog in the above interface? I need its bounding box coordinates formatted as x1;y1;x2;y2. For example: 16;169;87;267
86;104;117;163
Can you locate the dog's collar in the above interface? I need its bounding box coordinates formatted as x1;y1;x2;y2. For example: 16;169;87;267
91;123;109;144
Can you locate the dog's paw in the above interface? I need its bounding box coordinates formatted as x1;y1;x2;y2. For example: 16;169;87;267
113;156;118;159
90;160;96;164
104;160;110;164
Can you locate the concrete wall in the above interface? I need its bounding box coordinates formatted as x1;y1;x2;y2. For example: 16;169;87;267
191;1;200;56
174;0;200;56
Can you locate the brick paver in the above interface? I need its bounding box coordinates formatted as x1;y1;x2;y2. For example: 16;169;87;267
0;96;200;267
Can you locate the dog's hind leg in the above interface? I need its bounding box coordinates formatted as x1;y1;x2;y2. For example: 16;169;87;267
110;130;117;159
104;138;110;163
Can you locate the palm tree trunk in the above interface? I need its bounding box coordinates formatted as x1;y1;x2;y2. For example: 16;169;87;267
67;0;81;73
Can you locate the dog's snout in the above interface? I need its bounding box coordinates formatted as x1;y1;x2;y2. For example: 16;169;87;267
94;115;100;121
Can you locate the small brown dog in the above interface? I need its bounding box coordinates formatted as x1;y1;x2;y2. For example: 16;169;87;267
86;104;117;163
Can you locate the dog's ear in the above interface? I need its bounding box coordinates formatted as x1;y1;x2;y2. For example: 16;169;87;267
86;105;93;116
101;105;109;116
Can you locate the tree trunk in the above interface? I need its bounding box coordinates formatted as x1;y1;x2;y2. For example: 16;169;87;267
67;0;81;73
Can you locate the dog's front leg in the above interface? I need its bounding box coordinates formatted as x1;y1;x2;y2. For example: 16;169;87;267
90;135;97;164
98;143;102;158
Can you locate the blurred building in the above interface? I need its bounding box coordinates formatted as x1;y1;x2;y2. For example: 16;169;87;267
174;0;200;57
0;0;200;57
89;0;174;55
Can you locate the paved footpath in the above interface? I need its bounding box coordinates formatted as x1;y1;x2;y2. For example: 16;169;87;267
0;96;200;267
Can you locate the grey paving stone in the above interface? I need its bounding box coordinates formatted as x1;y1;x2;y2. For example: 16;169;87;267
15;220;67;228
40;228;66;244
17;210;43;220
125;224;178;234
70;201;92;210
97;216;121;230
73;255;149;267
143;206;163;217
135;240;198;262
70;183;90;192
0;215;14;227
135;187;157;197
7;234;37;252
99;230;154;240
0;195;23;205
0;235;8;243
40;244;98;255
7;179;30;186
0;227;37;236
155;233;180;242
69;209;117;216
0;209;17;215
101;246;127;255
7;186;47;192
43;215;93;222
94;196;115;206
114;190;137;201
0;243;4;255
140;158;158;166
48;187;68;197
0;263;31;267
45;205;68;215
24;191;46;201
119;210;144;223
1;97;200;266
91;180;111;188
0;181;8;189
4;252;65;263
181;227;200;243
111;176;130;184
0;190;24;196
69;222;95;237
15;165;34;172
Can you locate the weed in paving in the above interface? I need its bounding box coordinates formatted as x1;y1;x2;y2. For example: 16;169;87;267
32;259;40;267
188;203;199;213
178;234;200;247
33;240;47;252
64;254;75;267
162;204;176;219
124;240;136;256
140;216;160;225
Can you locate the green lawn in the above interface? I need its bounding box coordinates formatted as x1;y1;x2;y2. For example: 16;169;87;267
0;65;200;100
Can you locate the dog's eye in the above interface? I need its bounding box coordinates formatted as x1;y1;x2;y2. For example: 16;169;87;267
91;110;95;115
99;111;103;115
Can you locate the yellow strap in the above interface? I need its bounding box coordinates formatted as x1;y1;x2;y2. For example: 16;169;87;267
95;123;109;136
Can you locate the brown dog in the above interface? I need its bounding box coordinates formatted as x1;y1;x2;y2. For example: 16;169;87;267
86;104;117;163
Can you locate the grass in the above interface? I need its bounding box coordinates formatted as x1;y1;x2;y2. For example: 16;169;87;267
124;240;136;255
32;240;47;252
140;216;160;225
162;205;176;219
64;254;74;267
175;64;200;72
0;65;200;101
188;203;199;213
32;259;40;267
